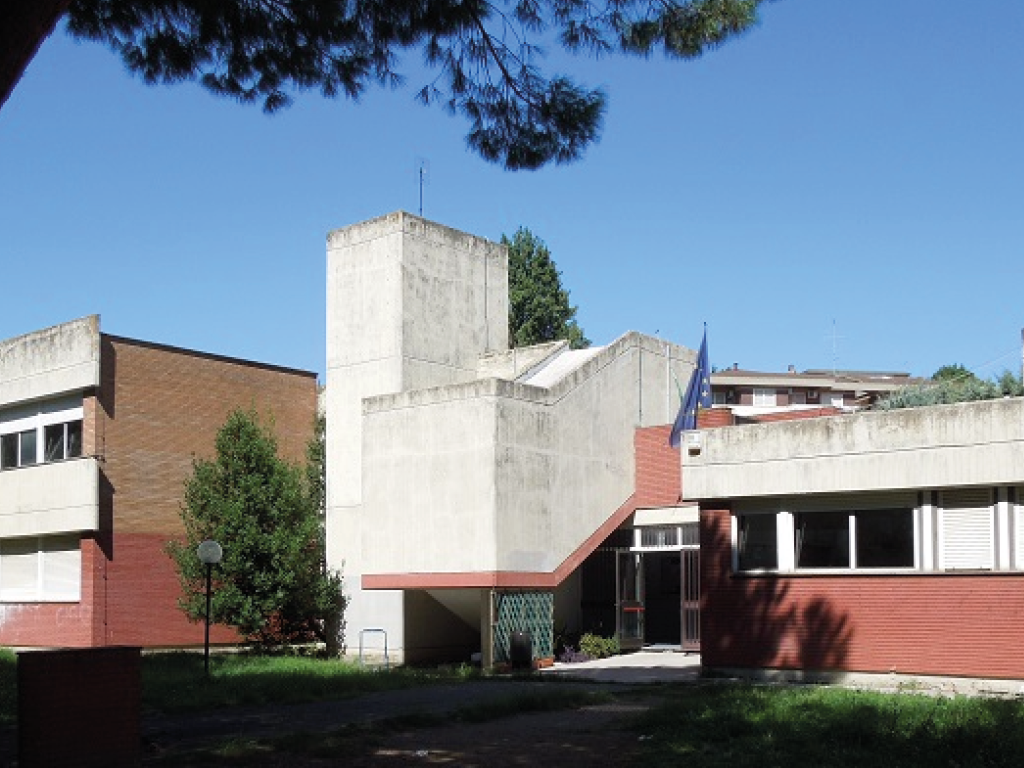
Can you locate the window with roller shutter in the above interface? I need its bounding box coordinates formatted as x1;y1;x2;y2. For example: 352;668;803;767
940;488;994;570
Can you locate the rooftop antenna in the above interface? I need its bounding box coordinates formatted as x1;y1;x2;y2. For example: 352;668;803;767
416;158;430;216
827;319;844;377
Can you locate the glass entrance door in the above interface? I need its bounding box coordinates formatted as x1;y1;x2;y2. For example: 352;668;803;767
615;549;644;650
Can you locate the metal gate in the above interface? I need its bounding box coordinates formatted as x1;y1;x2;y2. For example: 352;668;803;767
616;550;645;650
681;548;700;651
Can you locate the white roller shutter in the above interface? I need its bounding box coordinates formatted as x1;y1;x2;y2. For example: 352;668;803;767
42;535;81;601
0;537;39;600
0;535;81;601
941;488;994;570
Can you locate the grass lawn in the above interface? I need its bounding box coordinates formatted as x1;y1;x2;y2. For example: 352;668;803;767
634;683;1024;768
142;651;482;713
6;649;1024;768
0;648;478;725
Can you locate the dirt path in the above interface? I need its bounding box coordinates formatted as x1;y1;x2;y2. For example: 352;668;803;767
141;681;656;766
343;700;653;767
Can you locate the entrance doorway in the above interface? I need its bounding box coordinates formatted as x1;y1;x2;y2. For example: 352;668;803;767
615;547;699;651
579;528;700;652
641;551;681;646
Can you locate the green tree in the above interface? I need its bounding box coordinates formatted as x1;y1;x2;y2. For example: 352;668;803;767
2;1;767;170
166;409;344;648
504;226;589;349
931;364;978;383
876;367;1024;411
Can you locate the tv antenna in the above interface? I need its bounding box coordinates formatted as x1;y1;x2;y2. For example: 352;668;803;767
827;319;844;376
415;158;430;216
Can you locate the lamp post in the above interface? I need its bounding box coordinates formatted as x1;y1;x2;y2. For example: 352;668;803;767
197;540;223;678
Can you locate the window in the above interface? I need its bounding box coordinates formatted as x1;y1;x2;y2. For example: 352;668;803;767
796;511;849;568
44;421;82;462
753;388;777;407
0;535;81;602
640;526;680;548
738;514;777;570
941;489;993;570
736;505;916;572
857;509;914;567
0;429;37;469
0;409;83;470
0;433;15;468
795;510;915;569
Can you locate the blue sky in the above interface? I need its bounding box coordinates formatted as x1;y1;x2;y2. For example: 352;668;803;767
2;0;1023;383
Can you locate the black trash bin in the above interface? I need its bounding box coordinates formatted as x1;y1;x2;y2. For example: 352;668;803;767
509;630;532;669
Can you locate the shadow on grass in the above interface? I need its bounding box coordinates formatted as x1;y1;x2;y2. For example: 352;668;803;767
633;684;1024;768
141;651;482;714
144;686;616;765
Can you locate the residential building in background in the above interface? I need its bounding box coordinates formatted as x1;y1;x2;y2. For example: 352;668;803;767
710;366;924;417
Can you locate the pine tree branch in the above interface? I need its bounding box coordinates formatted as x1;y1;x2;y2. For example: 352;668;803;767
0;0;74;111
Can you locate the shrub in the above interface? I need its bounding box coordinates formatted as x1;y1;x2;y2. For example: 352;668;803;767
578;633;619;659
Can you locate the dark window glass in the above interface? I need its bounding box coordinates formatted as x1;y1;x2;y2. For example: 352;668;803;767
738;515;777;570
0;433;16;468
19;429;37;466
66;421;82;458
796;511;849;568
44;424;65;462
856;509;914;567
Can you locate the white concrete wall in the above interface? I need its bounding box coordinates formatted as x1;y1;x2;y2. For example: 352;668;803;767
362;382;500;575
0;316;100;408
683;397;1024;500
360;333;694;577
325;212;508;658
0;458;100;537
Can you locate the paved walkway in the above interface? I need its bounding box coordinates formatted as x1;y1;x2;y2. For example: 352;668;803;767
540;649;702;683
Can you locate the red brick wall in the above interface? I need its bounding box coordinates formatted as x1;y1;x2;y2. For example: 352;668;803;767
1;337;317;648
105;533;240;647
634;426;680;506
699;408;735;428
701;505;1024;679
750;407;842;423
97;337;317;647
99;336;317;534
0;537;105;647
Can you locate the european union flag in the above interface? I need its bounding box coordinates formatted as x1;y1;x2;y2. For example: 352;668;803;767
669;327;711;448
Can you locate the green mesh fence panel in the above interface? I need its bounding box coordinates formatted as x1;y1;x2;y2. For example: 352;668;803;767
493;590;553;663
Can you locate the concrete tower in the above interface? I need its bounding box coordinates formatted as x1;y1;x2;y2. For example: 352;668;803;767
325;212;508;658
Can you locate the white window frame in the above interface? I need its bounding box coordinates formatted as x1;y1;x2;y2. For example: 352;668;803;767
0;399;84;469
732;488;1024;575
734;500;919;574
752;388;777;407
